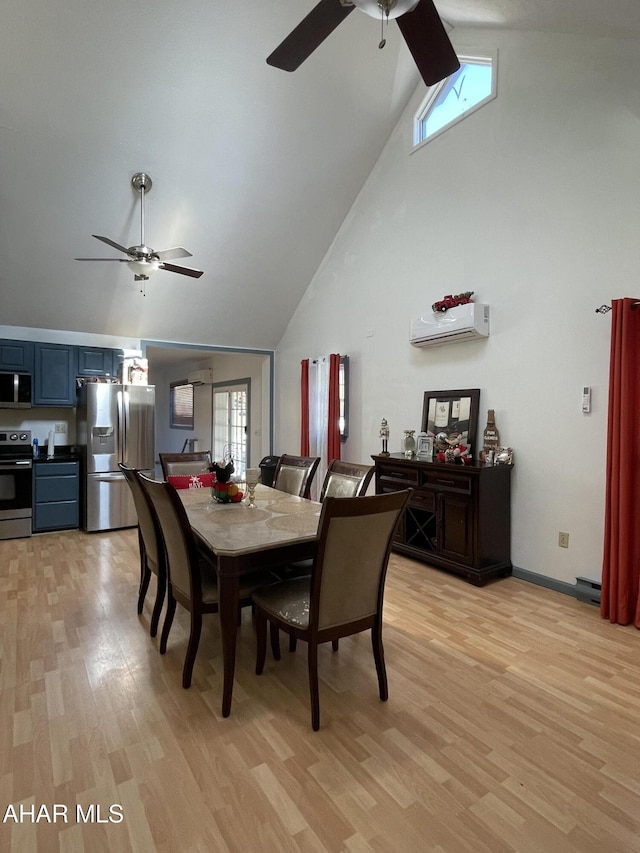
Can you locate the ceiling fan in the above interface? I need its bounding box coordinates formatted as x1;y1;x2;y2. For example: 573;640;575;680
267;0;460;88
75;172;204;287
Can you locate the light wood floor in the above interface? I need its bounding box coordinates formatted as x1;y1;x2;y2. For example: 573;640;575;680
1;529;639;852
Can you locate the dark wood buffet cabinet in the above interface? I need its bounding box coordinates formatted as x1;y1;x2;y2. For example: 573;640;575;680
373;453;512;586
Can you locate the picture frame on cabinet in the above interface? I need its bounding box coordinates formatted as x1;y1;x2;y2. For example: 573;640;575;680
416;433;434;461
422;389;480;453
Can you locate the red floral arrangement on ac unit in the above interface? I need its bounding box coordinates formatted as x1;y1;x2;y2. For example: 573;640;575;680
432;291;474;313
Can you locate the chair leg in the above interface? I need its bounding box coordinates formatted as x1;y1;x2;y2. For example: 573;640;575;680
332;639;339;652
308;640;320;731
182;611;202;689
270;622;281;660
149;571;166;638
371;623;388;701
138;564;151;615
289;635;297;653
159;589;177;655
255;609;267;675
137;532;149;614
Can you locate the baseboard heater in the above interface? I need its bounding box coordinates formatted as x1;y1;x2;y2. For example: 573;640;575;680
575;576;601;606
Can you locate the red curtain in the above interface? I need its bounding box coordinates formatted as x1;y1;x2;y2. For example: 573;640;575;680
300;358;310;455
601;298;640;627
300;354;341;465
327;353;341;464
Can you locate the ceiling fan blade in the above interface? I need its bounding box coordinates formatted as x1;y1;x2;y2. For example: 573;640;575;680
159;262;204;279
154;246;193;262
267;0;355;72
396;0;460;87
92;234;132;255
74;257;129;262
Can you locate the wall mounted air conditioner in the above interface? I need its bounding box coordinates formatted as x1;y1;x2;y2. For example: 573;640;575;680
410;303;490;348
188;368;213;385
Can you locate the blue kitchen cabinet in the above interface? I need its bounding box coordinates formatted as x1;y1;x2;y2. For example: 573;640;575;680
0;339;34;372
33;461;80;531
77;346;119;378
33;343;78;406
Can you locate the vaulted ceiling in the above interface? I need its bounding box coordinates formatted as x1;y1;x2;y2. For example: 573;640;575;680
2;1;640;351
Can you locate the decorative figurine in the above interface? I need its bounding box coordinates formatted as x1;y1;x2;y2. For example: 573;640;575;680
495;447;513;465
209;459;243;503
210;459;234;482
380;418;390;456
431;291;474;313
435;432;471;465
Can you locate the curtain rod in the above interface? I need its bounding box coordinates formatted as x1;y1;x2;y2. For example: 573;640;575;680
595;302;640;314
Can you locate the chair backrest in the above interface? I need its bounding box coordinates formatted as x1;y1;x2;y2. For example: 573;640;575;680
319;460;375;502
272;454;320;498
159;451;212;479
137;474;201;603
119;463;163;570
310;490;411;632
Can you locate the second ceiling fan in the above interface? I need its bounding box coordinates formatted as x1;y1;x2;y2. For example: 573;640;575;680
75;172;204;286
267;0;459;88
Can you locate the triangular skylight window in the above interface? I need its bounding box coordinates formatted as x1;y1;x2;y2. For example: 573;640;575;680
414;51;497;148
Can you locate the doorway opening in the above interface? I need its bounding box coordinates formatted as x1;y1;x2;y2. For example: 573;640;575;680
212;381;249;479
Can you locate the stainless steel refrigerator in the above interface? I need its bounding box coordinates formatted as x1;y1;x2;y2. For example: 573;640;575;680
77;383;155;531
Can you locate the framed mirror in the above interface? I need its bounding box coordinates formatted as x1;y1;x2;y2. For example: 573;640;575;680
422;389;480;454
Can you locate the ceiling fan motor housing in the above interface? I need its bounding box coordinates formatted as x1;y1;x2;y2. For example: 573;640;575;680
350;0;420;19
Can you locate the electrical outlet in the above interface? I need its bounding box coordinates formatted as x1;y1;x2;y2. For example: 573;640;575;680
54;423;66;434
558;531;569;548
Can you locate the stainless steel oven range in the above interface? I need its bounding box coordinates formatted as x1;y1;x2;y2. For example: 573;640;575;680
0;429;32;539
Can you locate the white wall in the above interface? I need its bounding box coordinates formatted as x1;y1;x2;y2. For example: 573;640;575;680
274;29;638;587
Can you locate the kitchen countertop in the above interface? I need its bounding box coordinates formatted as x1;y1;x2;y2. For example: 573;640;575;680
34;446;80;463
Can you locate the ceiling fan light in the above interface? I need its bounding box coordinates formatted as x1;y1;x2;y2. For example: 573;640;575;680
127;258;160;278
351;0;419;20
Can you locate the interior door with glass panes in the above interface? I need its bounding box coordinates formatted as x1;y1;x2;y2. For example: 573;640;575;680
212;383;248;479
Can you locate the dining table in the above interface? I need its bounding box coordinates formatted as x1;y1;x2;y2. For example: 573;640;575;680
177;483;322;717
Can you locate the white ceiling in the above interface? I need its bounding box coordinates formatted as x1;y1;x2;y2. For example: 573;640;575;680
2;1;640;352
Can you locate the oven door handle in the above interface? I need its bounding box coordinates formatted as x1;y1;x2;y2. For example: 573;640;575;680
0;460;32;471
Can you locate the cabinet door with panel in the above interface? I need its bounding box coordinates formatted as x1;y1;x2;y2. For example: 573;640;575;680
33;343;78;406
33;461;80;532
438;492;473;564
0;339;34;372
77;346;118;377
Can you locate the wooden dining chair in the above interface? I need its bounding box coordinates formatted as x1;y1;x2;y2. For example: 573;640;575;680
119;463;167;638
319;459;375;502
137;473;263;689
271;454;320;499
278;458;376;586
252;489;411;730
159;451;212;480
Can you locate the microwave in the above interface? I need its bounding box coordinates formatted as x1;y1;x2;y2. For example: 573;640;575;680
0;372;32;408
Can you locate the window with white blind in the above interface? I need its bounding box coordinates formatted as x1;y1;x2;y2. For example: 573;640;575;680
170;380;194;429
